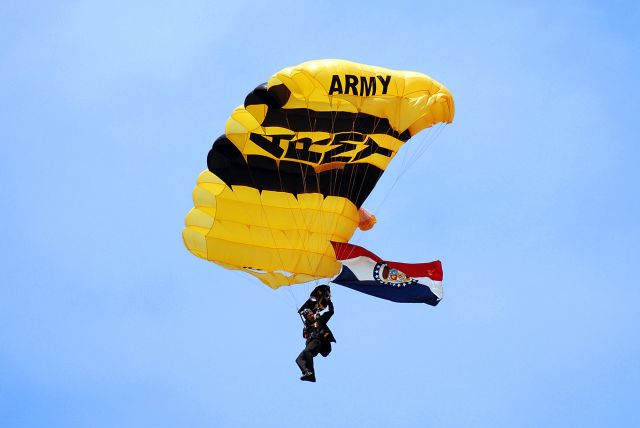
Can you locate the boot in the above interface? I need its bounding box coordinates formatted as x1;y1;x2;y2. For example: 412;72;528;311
300;371;316;382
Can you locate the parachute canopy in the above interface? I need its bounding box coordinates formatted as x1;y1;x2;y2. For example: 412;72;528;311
183;59;454;288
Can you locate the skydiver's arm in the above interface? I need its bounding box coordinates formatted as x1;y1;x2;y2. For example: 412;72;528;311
319;301;334;323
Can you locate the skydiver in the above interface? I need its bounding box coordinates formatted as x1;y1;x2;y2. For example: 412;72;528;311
295;285;336;382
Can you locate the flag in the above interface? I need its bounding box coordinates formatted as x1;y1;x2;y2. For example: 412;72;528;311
331;242;443;306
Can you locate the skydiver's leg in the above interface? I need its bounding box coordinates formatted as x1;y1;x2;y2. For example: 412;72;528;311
296;339;321;374
304;339;321;373
296;349;309;373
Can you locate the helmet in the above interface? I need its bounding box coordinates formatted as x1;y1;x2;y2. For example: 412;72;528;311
311;284;330;299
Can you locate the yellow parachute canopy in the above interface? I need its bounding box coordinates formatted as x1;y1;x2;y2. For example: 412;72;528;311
183;59;454;288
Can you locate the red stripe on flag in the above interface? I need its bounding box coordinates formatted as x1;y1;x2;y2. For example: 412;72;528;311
386;260;443;281
331;242;382;262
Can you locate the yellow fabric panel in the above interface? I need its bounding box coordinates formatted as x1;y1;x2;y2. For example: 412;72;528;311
207;187;354;237
185;207;214;231
182;216;208;259
407;90;454;134
227;106;262;132
182;170;358;288
245;103;268;125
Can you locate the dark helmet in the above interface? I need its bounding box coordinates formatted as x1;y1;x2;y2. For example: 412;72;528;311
310;284;330;299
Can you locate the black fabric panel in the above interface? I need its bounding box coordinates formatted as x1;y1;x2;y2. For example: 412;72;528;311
207;135;383;208
262;108;411;141
267;84;291;107
244;83;284;109
206;136;254;187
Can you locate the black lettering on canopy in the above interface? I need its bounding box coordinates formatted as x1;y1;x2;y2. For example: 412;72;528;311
353;137;394;161
321;141;358;163
344;75;358;95
248;133;292;158
360;76;376;96
327;75;392;96
259;131;393;166
376;75;391;94
329;75;343;95
283;137;322;164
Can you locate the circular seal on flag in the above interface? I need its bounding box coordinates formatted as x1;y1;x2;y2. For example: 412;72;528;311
373;262;417;287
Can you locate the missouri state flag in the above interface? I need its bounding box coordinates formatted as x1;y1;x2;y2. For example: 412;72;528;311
331;242;443;306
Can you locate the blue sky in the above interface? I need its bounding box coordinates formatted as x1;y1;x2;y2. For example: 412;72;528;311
1;1;639;427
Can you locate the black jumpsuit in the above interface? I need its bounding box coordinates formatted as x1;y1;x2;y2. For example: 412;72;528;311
296;301;335;375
